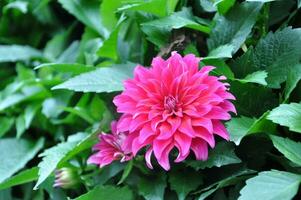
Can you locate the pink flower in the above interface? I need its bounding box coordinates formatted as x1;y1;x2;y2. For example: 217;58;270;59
113;52;236;170
88;121;133;167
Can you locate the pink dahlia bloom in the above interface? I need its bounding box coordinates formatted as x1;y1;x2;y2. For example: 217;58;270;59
88;121;133;167
113;52;236;170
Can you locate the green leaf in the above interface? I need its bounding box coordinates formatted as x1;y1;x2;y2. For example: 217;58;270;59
0;45;42;62
3;1;28;14
270;135;301;166
208;2;263;54
169;168;203;200
16;114;26;138
74;185;133;200
142;7;210;47
118;160;133;185
52;64;136;93
143;8;210;32
100;0;123;32
239;170;301;200
118;0;179;17
187;142;241;170
246;0;276;2
97;22;121;61
230;81;278;117
57;0;108;37
284;64;301;101
236;71;268;85
138;174;166;200
0;138;44;183
198;168;255;200
232;28;301;88
298;0;301;8
0;117;14;138
216;0;236;14
226;112;276;145
0;167;38;190
0;85;48;111
203;44;234;60
35;63;94;75
267;103;301;133
34;132;92;189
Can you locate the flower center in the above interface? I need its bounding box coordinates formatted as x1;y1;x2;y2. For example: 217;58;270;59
164;95;178;112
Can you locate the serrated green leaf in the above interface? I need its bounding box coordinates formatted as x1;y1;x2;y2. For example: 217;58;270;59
267;103;301;133
138;174;166;200
0;45;42;62
239;170;301;200
57;0;108;37
231;28;301;88
74;185;133;200
270;135;301;166
0;138;44;183
226;112;275;145
52;64;136;93
187;142;241;170
169;168;203;200
208;2;263;54
0;167;38;190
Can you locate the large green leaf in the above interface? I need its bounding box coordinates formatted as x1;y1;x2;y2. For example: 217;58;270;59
57;0;108;37
226;112;276;145
0;167;38;190
169;168;203;200
53;64;136;93
267;103;301;133
0;45;42;62
270;135;301;166
74;185;133;200
0;138;44;183
207;2;262;54
239;170;301;200
231;28;301;88
187;142;241;170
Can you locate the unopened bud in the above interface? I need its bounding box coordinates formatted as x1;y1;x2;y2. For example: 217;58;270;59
53;168;80;189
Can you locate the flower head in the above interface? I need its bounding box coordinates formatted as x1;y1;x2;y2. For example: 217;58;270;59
113;52;236;170
88;121;133;167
